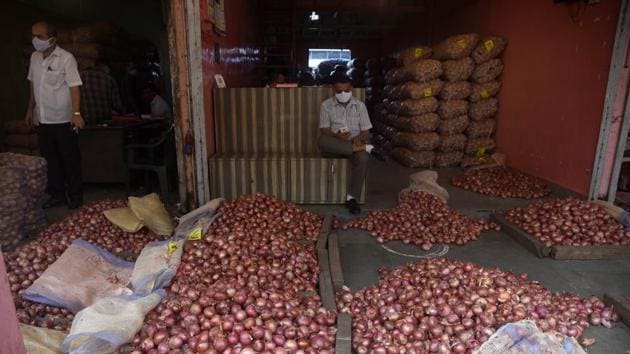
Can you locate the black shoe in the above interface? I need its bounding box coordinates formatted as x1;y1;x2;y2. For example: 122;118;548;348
345;198;361;214
371;148;387;162
43;197;65;209
68;199;83;210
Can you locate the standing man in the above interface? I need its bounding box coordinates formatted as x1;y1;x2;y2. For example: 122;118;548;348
24;22;84;209
318;73;383;214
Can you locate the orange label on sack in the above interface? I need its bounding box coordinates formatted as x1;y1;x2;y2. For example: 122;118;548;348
414;48;424;58
484;40;495;52
188;227;202;241
456;39;467;49
480;89;490;99
167;241;178;256
423;88;433;97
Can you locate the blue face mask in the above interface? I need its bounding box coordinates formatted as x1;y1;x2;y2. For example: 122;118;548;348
32;37;52;52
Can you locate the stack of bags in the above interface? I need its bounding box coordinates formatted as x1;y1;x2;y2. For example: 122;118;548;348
431;33;506;167
0;153;47;249
382;47;444;168
346;58;366;88
2;120;38;156
365;58;393;152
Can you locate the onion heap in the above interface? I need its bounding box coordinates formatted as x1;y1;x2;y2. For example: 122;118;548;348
5;200;165;331
337;258;618;354
343;191;500;249
451;167;550;199
129;193;337;353
506;198;630;247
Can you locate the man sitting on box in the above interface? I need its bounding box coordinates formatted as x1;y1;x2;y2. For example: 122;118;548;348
318;73;384;214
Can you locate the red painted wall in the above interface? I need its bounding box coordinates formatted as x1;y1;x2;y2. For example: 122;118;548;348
199;0;261;156
428;0;620;194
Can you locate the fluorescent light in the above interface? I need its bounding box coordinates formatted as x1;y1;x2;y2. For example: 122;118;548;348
309;11;319;21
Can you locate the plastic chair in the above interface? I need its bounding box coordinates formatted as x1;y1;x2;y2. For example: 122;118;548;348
125;124;175;197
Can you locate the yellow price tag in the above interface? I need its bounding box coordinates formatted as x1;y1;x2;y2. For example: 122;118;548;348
484;40;495;52
414;48;424;58
167;241;178;256
423;88;433;97
480;89;490;99
188;227;202;241
456;39;467;49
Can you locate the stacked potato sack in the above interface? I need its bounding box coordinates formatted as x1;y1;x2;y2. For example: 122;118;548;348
2;120;38;156
366;58;396;153
383;47;443;168
347;58;366;88
0;153;47;249
463;35;507;167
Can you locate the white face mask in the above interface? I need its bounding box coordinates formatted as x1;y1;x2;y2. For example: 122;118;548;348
335;91;352;103
32;37;52;52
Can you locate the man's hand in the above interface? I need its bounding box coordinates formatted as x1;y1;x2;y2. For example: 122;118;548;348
24;109;34;129
335;132;352;141
71;114;85;130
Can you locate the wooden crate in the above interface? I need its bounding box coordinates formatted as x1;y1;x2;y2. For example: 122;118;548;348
328;232;345;291
604;293;630;327
491;214;630;260
335;313;352;354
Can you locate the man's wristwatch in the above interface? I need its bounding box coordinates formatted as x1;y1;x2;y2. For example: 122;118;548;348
73;112;81;116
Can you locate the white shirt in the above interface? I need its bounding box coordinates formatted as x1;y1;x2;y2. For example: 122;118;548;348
27;46;82;124
319;96;372;138
151;95;172;120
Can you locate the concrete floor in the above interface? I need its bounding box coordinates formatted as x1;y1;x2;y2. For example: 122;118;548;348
309;159;630;354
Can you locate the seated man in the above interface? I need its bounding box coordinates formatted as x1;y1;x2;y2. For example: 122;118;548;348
80;60;123;124
318;73;383;214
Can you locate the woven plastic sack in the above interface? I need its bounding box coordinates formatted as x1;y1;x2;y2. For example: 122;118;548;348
61;291;163;354
440;81;472;100
470;81;502;102
439;115;470;135
466;138;496;154
470;98;499;121
365;86;383;97
438;99;469;119
435;151;463;167
373;122;398;140
438;134;466;152
402;170;449;203
472;36;508;64
389;113;440;133
387;80;443;100
432;33;480;60
175;198;223;239
467;119;496;138
130;239;185;295
392;132;440;151
365;76;385;87
385;59;442;85
20;324;66;354
103;207;143;233
472;58;504;83
391;97;439;116
23;239;134;313
391;148;435;168
128;193;174;236
474;320;587;354
394;46;433;66
442;57;475;82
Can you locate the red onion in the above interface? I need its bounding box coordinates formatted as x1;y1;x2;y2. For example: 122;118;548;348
452;167;550;199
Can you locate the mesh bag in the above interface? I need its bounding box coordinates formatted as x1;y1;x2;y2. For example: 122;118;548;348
440;81;472;100
472;36;508;64
472;58;504;83
470;81;502;102
392;132;440;151
442;57;475;82
386;80;444;100
438;99;469;119
438;134;467;152
467;119;496;138
385;59;443;85
435;151;464;167
466;137;496;154
432;33;480;60
391;148;435;168
439;115;470;135
470;98;499;121
390;97;439;116
388;113;440;133
394;46;433;66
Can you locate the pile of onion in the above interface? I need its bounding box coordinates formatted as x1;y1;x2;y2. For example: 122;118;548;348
452;167;550;199
5;200;165;330
128;193;337;353
506;198;630;247
343;191;500;249
337;258;618;354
